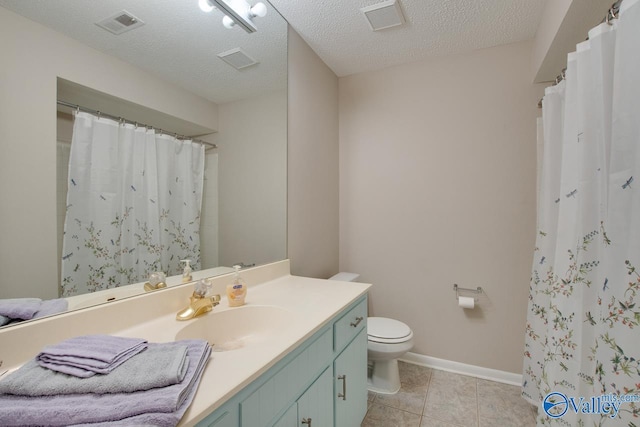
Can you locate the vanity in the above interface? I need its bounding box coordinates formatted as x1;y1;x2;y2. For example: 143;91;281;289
195;294;368;427
0;260;371;427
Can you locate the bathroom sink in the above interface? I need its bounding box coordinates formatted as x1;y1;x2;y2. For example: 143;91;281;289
174;305;295;352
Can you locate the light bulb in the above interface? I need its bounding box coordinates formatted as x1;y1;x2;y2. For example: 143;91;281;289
250;2;267;18
198;0;215;13
222;15;236;29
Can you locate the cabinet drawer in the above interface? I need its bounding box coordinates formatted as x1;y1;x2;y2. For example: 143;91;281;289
333;298;367;352
240;328;332;427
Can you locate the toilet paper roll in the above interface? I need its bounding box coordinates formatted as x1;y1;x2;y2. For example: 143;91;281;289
458;296;475;309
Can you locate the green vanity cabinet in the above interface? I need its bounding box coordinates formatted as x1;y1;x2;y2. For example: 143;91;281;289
298;367;334;426
272;404;297;427
273;367;334;427
334;330;367;427
202;409;237;427
240;328;333;426
195;296;368;427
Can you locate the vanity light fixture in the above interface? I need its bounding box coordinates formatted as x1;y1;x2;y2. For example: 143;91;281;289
198;0;215;13
199;0;267;33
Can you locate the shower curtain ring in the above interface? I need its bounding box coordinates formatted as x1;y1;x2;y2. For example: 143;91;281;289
606;6;618;25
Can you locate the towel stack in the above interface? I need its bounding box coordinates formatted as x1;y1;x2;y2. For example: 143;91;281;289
0;335;211;427
36;335;148;378
0;298;69;326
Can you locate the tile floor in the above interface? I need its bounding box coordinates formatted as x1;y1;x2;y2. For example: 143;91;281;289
361;362;538;427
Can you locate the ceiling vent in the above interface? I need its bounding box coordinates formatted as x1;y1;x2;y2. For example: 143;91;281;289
361;0;406;31
96;10;145;35
217;48;258;70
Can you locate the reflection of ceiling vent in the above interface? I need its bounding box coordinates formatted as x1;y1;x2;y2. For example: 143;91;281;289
361;0;406;31
96;10;145;35
217;48;258;70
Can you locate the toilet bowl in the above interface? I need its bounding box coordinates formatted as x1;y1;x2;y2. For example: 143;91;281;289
367;317;414;394
328;272;414;395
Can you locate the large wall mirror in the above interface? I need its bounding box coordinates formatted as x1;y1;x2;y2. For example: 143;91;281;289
0;0;287;327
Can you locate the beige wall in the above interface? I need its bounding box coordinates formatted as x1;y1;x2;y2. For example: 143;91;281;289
216;90;287;268
339;41;545;373
0;7;218;299
532;0;612;82
287;29;340;278
56;113;73;290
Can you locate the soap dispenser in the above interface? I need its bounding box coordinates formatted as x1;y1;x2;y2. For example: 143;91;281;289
181;259;193;283
226;265;247;307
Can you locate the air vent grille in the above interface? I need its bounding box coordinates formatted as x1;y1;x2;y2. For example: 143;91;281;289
96;10;145;35
361;0;406;31
217;48;258;70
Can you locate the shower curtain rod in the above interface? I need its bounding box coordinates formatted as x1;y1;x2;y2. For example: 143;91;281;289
537;0;623;109
56;99;217;149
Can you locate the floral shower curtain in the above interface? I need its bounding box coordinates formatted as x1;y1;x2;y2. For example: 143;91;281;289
523;1;640;425
61;112;204;296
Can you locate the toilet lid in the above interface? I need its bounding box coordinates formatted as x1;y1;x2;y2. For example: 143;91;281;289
367;317;412;343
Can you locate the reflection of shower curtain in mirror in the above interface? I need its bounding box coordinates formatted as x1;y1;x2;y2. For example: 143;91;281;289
61;112;204;296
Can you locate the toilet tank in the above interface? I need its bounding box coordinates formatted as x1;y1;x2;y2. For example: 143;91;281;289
329;272;360;282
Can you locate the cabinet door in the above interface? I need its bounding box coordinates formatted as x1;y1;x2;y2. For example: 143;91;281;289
297;367;334;427
240;329;333;427
202;409;237;427
272;404;297;427
334;329;367;427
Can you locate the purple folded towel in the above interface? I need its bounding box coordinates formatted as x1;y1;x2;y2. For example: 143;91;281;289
36;335;148;378
0;298;42;320
0;340;211;427
0;344;189;397
33;298;69;319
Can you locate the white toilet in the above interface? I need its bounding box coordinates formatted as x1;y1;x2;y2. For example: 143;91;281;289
329;272;414;394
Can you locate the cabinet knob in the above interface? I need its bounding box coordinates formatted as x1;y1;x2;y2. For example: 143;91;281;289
301;417;312;426
350;316;363;328
337;374;347;400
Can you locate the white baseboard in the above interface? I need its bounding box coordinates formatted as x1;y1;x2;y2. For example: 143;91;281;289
399;352;522;386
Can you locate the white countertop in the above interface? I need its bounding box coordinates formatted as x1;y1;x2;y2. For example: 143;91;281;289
115;274;371;426
0;261;370;427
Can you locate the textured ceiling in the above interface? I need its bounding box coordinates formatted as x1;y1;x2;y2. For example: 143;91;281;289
0;0;548;103
0;0;287;104
270;0;547;77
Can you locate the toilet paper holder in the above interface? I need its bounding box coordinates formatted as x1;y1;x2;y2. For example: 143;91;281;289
453;284;483;301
